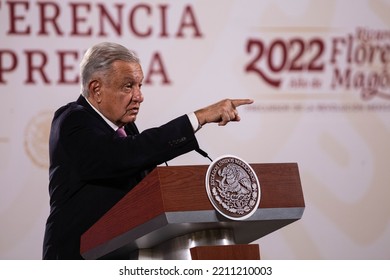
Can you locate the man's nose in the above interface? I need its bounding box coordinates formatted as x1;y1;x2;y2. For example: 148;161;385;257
133;89;144;103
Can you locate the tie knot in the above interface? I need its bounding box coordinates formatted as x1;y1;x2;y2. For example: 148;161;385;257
116;127;127;137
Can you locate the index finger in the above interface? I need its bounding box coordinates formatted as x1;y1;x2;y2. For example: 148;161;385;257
231;99;254;107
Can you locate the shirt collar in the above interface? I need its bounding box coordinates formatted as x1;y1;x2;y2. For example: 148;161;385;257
84;96;120;131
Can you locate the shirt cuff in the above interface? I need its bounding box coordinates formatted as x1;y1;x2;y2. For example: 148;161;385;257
187;112;202;132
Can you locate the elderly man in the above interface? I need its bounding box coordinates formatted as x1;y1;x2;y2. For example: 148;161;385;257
43;42;253;259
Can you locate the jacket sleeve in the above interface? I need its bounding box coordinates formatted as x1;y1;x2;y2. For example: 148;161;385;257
51;108;199;181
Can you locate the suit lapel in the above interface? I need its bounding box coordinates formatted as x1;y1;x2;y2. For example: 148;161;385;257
125;122;139;136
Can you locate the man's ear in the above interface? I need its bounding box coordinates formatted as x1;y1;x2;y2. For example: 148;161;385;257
88;79;102;103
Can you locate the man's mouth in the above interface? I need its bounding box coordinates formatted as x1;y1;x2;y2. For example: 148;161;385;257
127;107;139;115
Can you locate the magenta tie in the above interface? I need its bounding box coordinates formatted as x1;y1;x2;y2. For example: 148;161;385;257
116;127;127;137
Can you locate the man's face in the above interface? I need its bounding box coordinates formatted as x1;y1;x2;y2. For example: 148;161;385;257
96;60;144;127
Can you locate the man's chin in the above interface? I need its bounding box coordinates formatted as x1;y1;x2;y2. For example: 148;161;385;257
124;115;137;124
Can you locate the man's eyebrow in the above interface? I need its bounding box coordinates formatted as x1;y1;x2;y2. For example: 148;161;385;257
121;77;134;83
124;77;143;84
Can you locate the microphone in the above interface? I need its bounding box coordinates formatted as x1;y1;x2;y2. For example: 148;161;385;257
164;148;212;167
196;148;213;162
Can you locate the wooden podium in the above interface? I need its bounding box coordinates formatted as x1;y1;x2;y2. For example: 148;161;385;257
80;163;304;260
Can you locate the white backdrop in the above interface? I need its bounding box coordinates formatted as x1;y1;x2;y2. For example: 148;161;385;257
1;0;389;259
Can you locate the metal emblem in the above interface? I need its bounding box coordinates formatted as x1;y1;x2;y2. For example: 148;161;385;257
205;155;261;220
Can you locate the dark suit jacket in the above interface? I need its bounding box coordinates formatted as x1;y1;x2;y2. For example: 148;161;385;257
43;95;199;259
